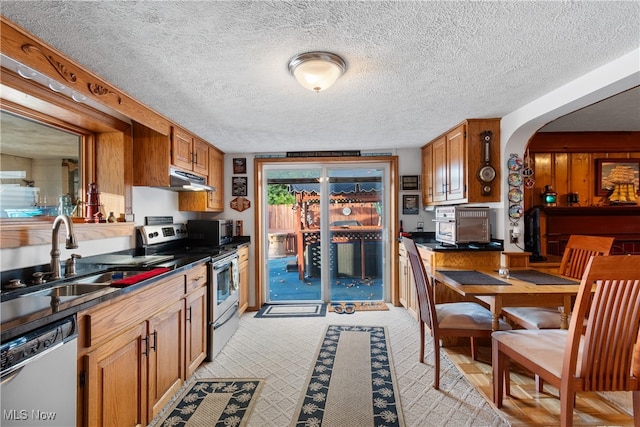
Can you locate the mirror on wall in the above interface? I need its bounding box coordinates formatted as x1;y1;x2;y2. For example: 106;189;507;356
0;110;81;218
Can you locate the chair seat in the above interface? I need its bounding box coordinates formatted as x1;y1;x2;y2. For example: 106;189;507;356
502;307;562;329
493;329;584;377
437;302;512;331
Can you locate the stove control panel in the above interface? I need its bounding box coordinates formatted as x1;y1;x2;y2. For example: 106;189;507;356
139;223;187;246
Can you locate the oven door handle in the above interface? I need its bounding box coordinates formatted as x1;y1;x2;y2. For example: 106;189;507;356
432;219;455;223
211;303;239;329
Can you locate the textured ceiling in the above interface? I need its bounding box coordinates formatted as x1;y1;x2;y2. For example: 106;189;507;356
1;1;639;154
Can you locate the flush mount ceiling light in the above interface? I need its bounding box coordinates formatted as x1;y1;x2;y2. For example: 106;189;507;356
288;51;346;93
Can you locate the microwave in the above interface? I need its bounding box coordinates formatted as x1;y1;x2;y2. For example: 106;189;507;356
187;219;234;246
434;206;490;245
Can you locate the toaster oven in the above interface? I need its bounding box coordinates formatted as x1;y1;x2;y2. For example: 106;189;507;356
434;206;490;245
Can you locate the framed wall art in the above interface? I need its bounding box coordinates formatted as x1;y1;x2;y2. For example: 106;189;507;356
595;158;640;197
233;158;247;174
232;176;248;196
402;194;420;215
401;175;420;191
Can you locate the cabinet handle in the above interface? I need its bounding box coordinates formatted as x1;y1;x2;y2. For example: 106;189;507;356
186;307;192;323
428;187;432;197
194;152;198;164
193;275;205;282
150;330;157;352
142;335;149;357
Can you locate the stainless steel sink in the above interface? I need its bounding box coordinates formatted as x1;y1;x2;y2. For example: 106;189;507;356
75;270;152;284
22;283;113;297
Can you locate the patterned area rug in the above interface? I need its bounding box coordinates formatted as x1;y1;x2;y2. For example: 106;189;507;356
255;303;327;318
291;325;404;427
156;378;263;427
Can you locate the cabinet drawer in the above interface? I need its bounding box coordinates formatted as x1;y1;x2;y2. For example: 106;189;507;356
84;274;185;348
238;246;249;263
185;263;207;294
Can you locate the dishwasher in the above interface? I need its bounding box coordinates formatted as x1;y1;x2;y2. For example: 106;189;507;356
1;315;78;427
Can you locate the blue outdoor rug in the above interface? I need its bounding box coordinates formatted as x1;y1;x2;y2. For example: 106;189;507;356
254;303;327;318
291;325;404;427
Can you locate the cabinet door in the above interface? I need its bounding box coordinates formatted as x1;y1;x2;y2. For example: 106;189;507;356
172;127;193;170
446;126;466;201
147;299;184;420
185;286;207;378
238;247;250;315
421;144;433;204
193;138;209;176
207;147;225;211
85;322;148;427
432;136;447;202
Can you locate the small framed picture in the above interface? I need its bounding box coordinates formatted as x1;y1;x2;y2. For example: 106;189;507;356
233;158;247;174
595;158;640;197
232;176;248;196
402;194;419;215
401;175;420;191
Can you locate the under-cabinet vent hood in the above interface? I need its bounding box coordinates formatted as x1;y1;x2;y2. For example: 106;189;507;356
158;168;216;192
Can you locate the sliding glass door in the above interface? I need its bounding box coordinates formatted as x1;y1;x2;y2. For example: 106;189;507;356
263;163;389;304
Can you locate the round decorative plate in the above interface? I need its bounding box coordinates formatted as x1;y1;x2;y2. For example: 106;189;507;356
342;207;351;216
508;172;522;187
508;155;523;171
509;204;523;219
508;188;523;203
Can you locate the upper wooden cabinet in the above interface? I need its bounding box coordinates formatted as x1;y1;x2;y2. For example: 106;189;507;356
178;146;225;212
172;127;208;176
133;122;220;190
421;119;501;205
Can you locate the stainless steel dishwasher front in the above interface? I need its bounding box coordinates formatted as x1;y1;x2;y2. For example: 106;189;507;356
1;315;78;427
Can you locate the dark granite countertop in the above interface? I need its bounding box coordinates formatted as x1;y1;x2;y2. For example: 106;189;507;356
1;241;249;343
398;232;504;252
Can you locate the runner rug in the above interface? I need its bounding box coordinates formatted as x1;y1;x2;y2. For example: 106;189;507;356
156;378;263;427
254;303;327;318
291;325;404;427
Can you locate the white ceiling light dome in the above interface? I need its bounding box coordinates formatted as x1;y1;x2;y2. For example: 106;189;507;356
288;52;346;93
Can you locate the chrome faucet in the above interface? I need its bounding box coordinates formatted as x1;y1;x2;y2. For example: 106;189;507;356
50;214;78;281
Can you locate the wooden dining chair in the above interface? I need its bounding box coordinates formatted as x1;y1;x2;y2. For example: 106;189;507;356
492;255;640;426
403;237;511;390
501;234;615;330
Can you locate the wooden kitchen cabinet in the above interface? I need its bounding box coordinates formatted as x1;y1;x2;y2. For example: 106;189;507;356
84;322;148;427
132;122;213;188
398;242;418;320
421;143;433;204
238;245;250;315
184;285;207;378
178;146;225;212
77;263;210;427
172;127;209;176
421;118;501;205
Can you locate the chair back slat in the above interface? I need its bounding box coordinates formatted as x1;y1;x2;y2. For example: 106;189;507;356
558;235;614;279
403;238;437;334
563;256;640;392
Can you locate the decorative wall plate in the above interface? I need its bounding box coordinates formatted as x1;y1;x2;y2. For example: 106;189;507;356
508;154;523;171
342;207;352;216
509;204;523;219
508;172;522;187
508;188;523;203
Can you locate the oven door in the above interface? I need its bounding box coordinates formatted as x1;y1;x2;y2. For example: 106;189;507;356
434;219;456;245
211;253;239;319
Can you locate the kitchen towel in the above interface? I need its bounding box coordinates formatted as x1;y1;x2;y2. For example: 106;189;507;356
110;267;171;287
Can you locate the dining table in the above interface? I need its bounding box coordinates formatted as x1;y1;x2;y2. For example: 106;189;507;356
431;267;583;331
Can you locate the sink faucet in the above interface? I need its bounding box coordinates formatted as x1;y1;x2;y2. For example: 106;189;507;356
50;214;78;281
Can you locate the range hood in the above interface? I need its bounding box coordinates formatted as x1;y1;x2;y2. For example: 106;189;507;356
160;168;216;192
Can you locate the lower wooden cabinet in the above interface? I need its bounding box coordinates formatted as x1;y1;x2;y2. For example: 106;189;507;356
238;245;249;315
78;263;209;426
184;286;207;378
398;242;418;320
84;322;148;427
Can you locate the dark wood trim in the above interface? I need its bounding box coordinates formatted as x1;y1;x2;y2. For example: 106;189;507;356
529;132;640;153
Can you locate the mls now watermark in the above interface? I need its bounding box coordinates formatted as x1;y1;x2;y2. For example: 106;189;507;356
3;409;57;421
